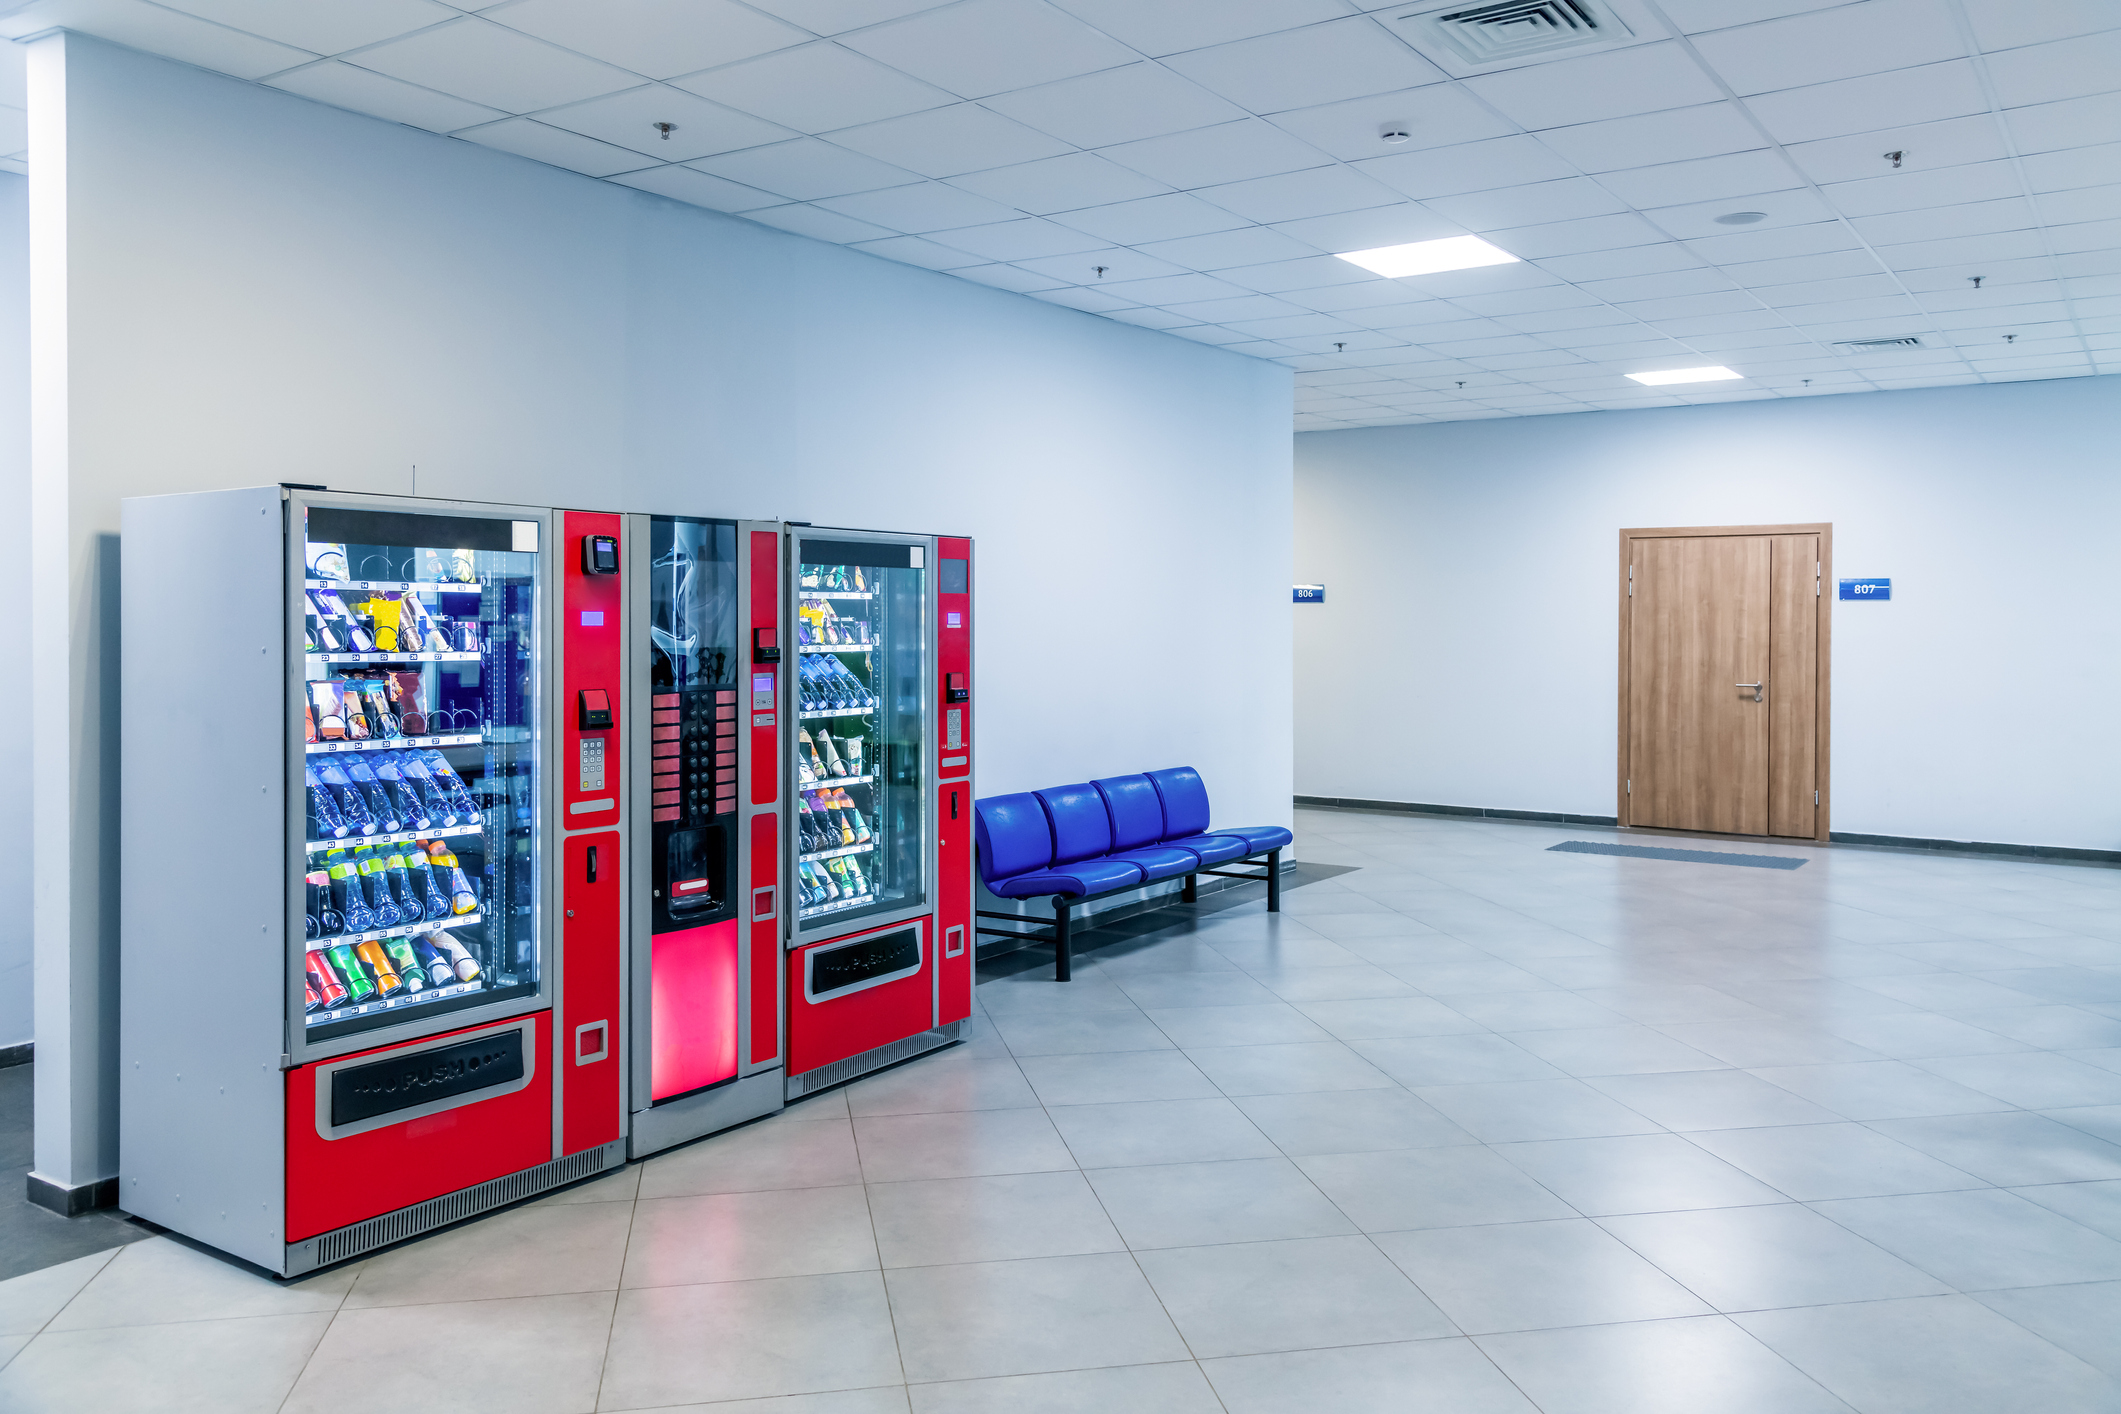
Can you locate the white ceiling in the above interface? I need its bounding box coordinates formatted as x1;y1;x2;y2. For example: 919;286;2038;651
0;0;2114;427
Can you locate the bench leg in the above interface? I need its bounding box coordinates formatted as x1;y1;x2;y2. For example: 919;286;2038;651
1053;898;1072;982
1266;848;1282;912
1181;872;1197;903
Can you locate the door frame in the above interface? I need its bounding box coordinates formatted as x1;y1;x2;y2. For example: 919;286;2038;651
1617;523;1833;842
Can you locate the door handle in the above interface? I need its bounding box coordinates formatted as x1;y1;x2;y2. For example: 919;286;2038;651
1736;682;1764;702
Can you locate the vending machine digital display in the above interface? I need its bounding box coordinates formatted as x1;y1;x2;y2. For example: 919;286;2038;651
120;487;625;1277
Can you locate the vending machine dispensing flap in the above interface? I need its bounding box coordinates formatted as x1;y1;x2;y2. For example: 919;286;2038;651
578;689;613;730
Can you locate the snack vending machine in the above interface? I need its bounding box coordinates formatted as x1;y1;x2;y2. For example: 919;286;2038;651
783;529;975;1097
119;487;626;1276
623;516;786;1157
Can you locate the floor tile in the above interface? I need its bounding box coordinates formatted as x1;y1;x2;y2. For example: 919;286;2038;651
2044;1103;2121;1146
1494;1133;1786;1215
1292;996;1489;1040
1114;971;1282;1010
1183;1039;1395;1096
1738;1295;2121;1413
1816;1011;2033;1058
1248;964;1420;1002
845;1053;1038;1117
1953;1004;2121;1050
885;1252;1188;1383
1297;1145;1574;1232
286;1293;610;1414
2011;1178;2121;1240
1;1310;331;1414
1504;1024;1726;1077
1141;1003;1331;1048
1350;1033;1563;1086
623;1185;877;1287
1047;1097;1278;1168
1378;1217;1711;1334
1448;990;1628;1031
0;1249;120;1336
1814;1187;2121;1290
1597;1203;1949;1310
1137;1234;1452;1357
602;1271;901;1409
610;1389;910;1414
1914;1051;2121;1109
1857;972;2048;1012
1572;983;1773;1026
639;1117;863;1199
534;1161;641;1207
46;1238;353;1330
977;974;1138;1014
908;1361;1221;1414
1207;937;1369;971
341;1199;630;1309
1015;1049;1217;1106
1476;1314;1855;1413
1203;1336;1540;1414
986;1009;1172;1058
1745;1059;2015;1120
1971;1281;2121;1379
1087;1157;1356;1248
853;1108;1076;1183
1413;1077;1665;1143
867;1171;1123;1269
1869;1111;2121;1185
1233;1087;1478;1156
1585;1068;1842;1132
1687;1122;1986;1201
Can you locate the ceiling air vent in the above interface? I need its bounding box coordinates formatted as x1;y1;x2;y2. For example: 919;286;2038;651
1401;0;1632;65
1836;337;1923;350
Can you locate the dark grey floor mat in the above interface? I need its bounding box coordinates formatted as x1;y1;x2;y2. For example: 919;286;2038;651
1549;840;1807;870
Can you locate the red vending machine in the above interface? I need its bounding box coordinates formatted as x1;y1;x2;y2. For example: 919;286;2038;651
783;529;974;1097
119;487;626;1276
622;516;786;1156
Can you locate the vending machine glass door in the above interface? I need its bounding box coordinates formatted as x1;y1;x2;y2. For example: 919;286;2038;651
792;535;928;938
296;504;543;1045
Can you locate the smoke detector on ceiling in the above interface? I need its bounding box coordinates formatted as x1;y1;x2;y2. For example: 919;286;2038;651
1836;337;1923;350
1383;0;1634;66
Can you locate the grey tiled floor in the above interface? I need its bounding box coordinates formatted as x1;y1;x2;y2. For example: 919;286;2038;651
9;808;2121;1410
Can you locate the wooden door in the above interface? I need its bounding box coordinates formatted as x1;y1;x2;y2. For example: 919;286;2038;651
1620;525;1830;840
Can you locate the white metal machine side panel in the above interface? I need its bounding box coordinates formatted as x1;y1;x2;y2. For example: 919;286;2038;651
120;485;288;1270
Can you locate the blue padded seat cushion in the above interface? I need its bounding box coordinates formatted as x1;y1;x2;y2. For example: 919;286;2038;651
1037;782;1114;865
991;858;1145;899
1146;766;1212;839
975;792;1053;885
1208;825;1294;853
1094;774;1166;851
1164;833;1247;866
1107;845;1198;882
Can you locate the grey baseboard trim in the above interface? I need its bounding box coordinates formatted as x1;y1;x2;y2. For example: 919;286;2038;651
0;1041;29;1069
1829;831;2121;866
1298;795;1621;828
27;1172;119;1218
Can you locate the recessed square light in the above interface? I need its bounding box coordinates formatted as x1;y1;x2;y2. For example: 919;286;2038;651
1334;236;1519;278
1626;366;1743;386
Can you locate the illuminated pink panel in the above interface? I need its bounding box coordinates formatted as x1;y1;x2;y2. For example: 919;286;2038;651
650;918;740;1101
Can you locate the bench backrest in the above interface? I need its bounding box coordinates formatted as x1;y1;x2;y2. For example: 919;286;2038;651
1093;774;1166;850
1035;782;1113;864
974;791;1053;885
1147;766;1212;838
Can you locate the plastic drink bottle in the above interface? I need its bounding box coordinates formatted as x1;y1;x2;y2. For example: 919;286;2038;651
433;931;482;982
382;848;422;921
307;870;343;936
355;939;403;996
817;731;846;777
411;935;455;988
343;757;398;831
326;852;378;933
838;790;872;844
314;759;375;835
372;753;429;829
421;750;482;823
426;841;479;914
384;937;428;993
407;847;452;919
306;767;348;840
841;855;867;897
326;941;377;1003
826;856;855;896
355;846;404;928
399;753;456;825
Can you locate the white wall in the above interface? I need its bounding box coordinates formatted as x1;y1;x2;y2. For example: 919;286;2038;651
0;170;25;1051
34;35;1292;1189
1295;375;2121;852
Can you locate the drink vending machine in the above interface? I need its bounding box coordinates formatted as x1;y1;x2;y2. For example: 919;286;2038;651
119;487;628;1276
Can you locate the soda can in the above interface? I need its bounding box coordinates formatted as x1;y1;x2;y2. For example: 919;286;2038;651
327;942;377;1004
355;939;404;997
306;948;349;1009
384;937;428;994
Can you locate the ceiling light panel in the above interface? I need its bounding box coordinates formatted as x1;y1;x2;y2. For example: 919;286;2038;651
1335;235;1522;277
1626;364;1742;384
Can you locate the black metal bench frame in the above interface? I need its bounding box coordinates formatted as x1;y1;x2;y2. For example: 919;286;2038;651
975;847;1283;982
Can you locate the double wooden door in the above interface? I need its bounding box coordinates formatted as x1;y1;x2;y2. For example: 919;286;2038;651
1620;524;1830;840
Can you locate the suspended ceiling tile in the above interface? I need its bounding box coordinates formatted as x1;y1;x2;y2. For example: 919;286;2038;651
831;103;1074;178
920;215;1111;259
2046;215;2121;253
1849;194;2036;245
1425;176;1632;231
1822;159;2026;219
2004;93;2121;155
1264;83;1517;162
2020;143;2121;195
1161;18;1447;114
1577;267;1743;302
1100;118;1336;189
671;43;955;132
1983;30;2121;110
266;59;505;133
1690;0;1965;97
1744;61;1990;146
1641;186;1834;239
1160;292;1316;323
1532;103;1767;174
1679;219;1858;263
949;261;1071;292
1499;306;1652;334
2037;184;2121;227
1750;272;1910;307
1480;211;1668;258
837;0;1137;100
1047;0;1357;58
1596;150;1808;210
816;180;1022;232
1095;272;1257;305
607;162;783;212
739;0;951;35
1611;289;1765;321
1194;164;1403;224
1267;202;1467;253
1871;227;2047;269
1781;115;2010;186
1224;311;1368;339
160;0;453;54
841;234;989;269
981;62;1247;148
744;201;898;242
949;153;1171;215
1030;284;1140;313
1211;254;1380;293
348;16;640;112
456;116;652;176
0;0;314;78
1102;306;1202;329
1133;225;1322;270
535;84;795;162
1050;190;1253;242
1353;134;1579;200
490;0;809;81
1462;44;1726;130
1717;248;1884;286
690;137;920;199
1537;243;1710;281
1010;246;1188;282
1444;283;1603;315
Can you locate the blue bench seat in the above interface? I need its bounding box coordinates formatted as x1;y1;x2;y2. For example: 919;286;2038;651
975;766;1293;980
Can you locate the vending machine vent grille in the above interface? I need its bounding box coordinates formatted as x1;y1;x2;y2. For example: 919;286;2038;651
785;1021;964;1099
291;1142;621;1273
